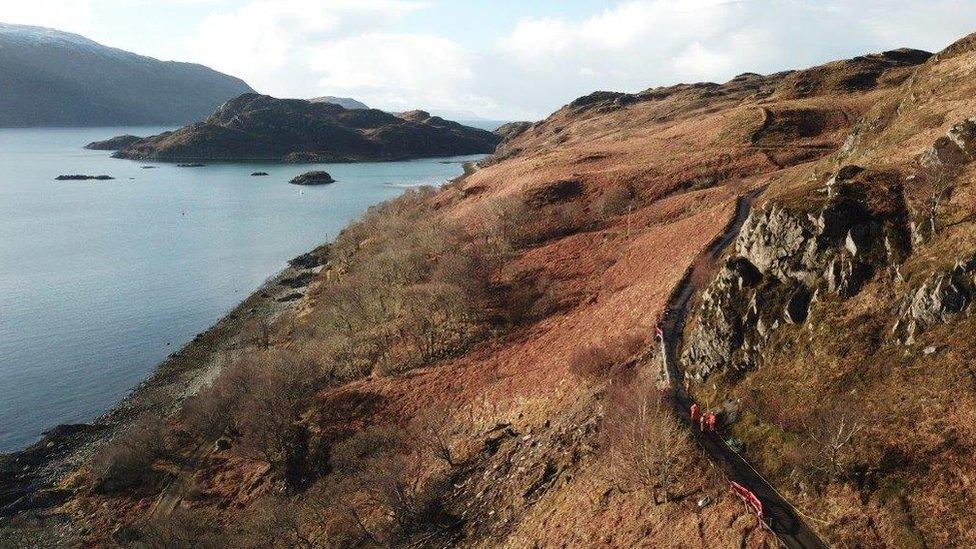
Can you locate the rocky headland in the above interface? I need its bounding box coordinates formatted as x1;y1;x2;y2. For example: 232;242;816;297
84;135;143;151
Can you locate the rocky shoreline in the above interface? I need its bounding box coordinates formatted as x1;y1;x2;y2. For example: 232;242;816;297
0;245;328;521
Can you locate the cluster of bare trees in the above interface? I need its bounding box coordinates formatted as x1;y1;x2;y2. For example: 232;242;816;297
180;349;320;476
304;187;490;378
90;411;168;493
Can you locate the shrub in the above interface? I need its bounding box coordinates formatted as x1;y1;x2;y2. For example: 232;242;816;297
91;412;167;493
180;349;321;475
569;332;646;380
365;456;462;546
593;183;634;220
330;426;402;476
134;507;225;548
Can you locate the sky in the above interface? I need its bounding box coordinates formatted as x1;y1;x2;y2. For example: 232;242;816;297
4;0;976;120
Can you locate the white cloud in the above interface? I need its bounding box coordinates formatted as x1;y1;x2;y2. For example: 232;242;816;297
184;0;428;97
18;0;976;121
501;17;575;63
671;41;733;80
307;33;498;114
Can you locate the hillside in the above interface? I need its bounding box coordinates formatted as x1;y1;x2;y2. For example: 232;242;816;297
678;33;976;547
106;94;502;163
7;34;976;549
0;23;254;127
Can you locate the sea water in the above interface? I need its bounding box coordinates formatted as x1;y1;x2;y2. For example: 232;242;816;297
0;126;481;452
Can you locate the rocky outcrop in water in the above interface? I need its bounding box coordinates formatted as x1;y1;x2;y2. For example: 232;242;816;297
290;171;335;185
55;175;114;181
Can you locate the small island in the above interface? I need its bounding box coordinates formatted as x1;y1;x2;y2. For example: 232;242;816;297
103;93;501;163
289;171;335;185
251;172;269;176
55;174;114;181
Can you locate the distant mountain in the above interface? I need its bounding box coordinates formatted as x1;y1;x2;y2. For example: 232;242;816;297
105;93;502;163
0;23;254;127
310;96;369;110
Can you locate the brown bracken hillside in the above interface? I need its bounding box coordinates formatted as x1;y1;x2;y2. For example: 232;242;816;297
7;34;976;549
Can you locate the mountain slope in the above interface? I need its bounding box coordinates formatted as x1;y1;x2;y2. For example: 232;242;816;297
0;23;254;127
2;37;961;548
110;94;502;162
678;34;976;547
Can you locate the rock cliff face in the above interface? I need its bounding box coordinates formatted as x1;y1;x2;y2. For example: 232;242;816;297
109;94;502;163
683;165;913;378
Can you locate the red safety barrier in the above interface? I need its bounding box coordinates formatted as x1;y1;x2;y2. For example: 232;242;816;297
730;481;764;521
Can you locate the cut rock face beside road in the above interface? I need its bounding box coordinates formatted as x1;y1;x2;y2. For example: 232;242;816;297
683;166;913;380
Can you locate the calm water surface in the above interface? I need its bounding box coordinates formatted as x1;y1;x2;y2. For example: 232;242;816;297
0;126;479;452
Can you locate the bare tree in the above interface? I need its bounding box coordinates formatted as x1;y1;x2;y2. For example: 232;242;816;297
811;412;862;481
604;380;689;504
907;164;958;242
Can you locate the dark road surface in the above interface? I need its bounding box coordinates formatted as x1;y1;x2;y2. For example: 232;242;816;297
658;187;828;549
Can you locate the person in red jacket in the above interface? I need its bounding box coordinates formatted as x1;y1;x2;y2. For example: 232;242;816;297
690;403;700;424
707;412;718;432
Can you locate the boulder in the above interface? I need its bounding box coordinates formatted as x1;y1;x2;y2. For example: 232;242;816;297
895;268;972;343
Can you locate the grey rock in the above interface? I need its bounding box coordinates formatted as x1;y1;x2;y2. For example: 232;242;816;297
894;263;975;342
920;117;976;167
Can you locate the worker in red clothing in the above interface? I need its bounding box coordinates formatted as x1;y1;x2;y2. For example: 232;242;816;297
699;413;707;432
707;412;718;432
690;403;700;424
